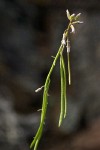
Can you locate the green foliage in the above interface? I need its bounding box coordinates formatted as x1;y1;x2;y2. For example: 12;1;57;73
30;9;82;150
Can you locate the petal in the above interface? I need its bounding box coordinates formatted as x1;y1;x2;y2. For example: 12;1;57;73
66;9;70;20
70;25;75;33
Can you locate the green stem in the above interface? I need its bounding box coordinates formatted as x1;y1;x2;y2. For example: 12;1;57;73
30;22;71;150
30;9;83;150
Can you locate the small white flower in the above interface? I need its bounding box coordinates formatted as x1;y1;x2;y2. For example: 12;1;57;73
76;21;83;24
66;9;70;20
70;25;75;33
75;13;81;20
70;13;75;19
61;33;66;45
61;39;66;45
35;86;44;93
72;21;83;25
66;39;70;53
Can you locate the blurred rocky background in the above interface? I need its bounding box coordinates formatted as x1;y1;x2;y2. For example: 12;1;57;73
0;0;100;150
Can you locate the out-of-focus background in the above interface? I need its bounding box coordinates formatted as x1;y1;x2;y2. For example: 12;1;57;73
0;0;100;150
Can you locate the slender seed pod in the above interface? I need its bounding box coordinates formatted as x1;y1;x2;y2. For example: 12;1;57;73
67;52;71;85
61;55;67;118
59;54;65;127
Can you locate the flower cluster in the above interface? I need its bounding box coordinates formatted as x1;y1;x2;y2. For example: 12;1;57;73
61;10;83;85
62;9;83;47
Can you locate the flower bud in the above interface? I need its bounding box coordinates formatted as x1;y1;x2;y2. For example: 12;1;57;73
75;13;81;20
70;25;75;33
66;9;70;20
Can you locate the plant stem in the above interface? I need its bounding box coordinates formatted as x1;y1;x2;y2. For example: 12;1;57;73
30;22;71;150
30;9;83;150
